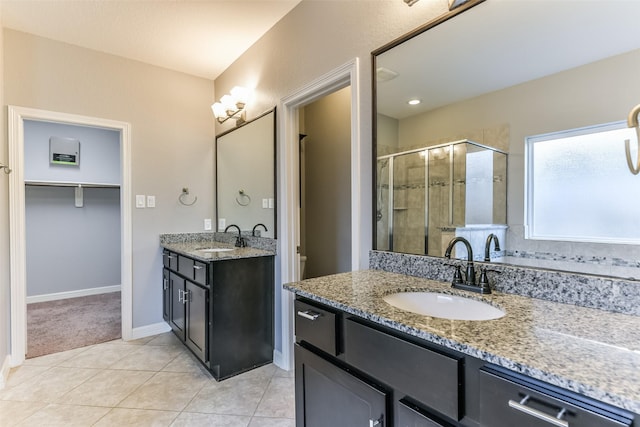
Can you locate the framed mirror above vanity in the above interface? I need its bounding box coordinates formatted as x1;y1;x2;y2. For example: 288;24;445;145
216;109;276;238
373;0;640;280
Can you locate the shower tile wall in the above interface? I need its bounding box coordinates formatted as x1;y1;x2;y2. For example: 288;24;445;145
393;153;425;254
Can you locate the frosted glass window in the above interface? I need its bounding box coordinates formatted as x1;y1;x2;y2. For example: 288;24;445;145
525;121;640;244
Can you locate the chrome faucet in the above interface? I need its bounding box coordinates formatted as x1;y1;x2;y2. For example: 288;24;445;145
484;233;501;262
252;223;268;237
224;224;246;247
444;237;476;286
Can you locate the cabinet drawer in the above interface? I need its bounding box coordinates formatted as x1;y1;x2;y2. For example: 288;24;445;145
479;365;633;427
192;260;208;286
294;300;337;356
177;255;194;278
163;251;177;270
397;399;455;427
344;318;463;421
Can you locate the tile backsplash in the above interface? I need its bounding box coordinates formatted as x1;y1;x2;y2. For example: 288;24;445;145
160;232;277;252
369;250;640;316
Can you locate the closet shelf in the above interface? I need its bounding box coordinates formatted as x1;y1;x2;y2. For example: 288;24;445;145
25;180;120;188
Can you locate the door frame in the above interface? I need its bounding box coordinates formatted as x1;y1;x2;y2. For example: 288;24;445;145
8;105;132;366
277;58;361;370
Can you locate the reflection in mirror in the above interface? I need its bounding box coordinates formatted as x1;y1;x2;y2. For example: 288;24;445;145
216;109;276;238
377;139;506;258
373;0;640;280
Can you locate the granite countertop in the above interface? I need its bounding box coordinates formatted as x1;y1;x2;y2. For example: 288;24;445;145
284;270;640;414
161;241;275;262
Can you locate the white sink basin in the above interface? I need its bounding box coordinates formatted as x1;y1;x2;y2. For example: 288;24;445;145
383;292;505;321
197;247;234;253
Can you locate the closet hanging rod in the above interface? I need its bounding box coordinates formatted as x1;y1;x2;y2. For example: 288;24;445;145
24;180;120;188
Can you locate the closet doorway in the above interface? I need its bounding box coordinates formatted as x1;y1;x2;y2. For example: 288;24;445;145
8;106;132;366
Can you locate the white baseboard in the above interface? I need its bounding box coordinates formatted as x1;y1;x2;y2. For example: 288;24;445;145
26;285;121;304
130;322;171;340
273;350;287;370
0;355;11;390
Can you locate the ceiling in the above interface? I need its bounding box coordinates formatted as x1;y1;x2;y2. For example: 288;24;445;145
0;0;302;80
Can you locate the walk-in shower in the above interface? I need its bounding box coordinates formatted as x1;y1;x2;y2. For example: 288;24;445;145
376;139;507;258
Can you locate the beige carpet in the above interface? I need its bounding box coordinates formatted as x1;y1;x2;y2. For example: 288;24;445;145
27;292;121;359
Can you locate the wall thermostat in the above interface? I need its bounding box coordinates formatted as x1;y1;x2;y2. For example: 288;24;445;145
50;136;80;166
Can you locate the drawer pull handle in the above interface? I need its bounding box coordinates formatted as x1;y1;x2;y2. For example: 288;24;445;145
182;290;190;304
297;310;321;321
508;396;569;427
163;279;168;290
178;289;184;302
193;265;203;270
369;416;382;427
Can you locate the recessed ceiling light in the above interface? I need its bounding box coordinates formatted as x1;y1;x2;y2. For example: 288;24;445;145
408;99;421;106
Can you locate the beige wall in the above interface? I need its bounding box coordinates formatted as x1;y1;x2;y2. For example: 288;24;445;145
214;0;450;268
303;87;351;278
3;30;216;330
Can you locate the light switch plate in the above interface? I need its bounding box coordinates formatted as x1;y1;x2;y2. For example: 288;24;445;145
204;218;212;230
262;198;269;208
218;218;226;230
136;195;146;208
146;195;156;208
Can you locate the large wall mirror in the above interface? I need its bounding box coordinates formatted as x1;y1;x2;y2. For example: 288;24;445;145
216;109;276;238
373;0;640;280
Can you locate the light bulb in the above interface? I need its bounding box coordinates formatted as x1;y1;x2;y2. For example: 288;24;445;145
230;86;250;106
211;103;226;119
220;95;237;114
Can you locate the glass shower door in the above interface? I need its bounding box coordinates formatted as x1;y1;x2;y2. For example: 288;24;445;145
392;151;426;255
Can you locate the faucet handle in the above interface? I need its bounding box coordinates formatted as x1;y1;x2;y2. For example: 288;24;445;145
452;265;464;285
478;267;500;293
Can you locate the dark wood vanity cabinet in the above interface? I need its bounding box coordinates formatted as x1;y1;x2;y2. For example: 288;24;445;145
293;296;637;427
294;297;465;427
162;250;274;380
164;262;208;363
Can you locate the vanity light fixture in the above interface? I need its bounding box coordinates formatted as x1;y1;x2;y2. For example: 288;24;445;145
211;86;251;126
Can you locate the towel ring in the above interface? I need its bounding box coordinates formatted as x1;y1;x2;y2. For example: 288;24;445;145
236;189;251;206
179;187;197;206
625;104;640;175
0;163;11;174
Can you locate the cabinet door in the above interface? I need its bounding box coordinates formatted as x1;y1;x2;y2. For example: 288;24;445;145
185;280;208;363
162;268;171;322
169;272;185;340
295;344;388;427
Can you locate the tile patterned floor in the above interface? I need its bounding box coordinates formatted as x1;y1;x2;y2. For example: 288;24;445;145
0;333;295;426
